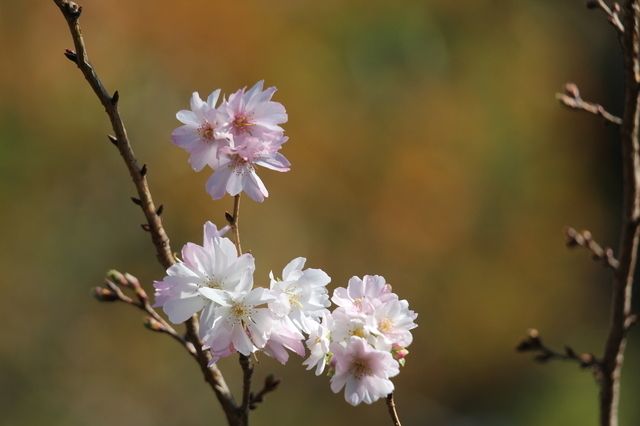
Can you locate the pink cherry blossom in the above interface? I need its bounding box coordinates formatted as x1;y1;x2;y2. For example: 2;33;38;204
218;80;288;141
172;91;231;171
262;316;306;364
153;221;254;324
372;298;417;350
332;275;396;315
200;287;275;363
330;337;400;406
205;132;290;202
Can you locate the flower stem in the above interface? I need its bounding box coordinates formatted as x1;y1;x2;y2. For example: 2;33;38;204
231;194;242;254
386;393;402;426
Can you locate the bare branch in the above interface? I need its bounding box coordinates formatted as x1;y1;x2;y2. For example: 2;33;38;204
598;1;640;424
96;271;195;354
587;0;625;33
557;83;622;126
565;227;620;269
516;329;600;371
249;375;280;410
51;1;239;423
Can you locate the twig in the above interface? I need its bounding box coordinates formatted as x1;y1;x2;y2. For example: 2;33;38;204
225;194;256;425
598;2;640;424
516;329;600;371
96;271;195;355
565;227;620;269
557;83;622;126
385;393;402;426
51;1;239;423
227;194;243;255
249;375;280;410
587;0;625;33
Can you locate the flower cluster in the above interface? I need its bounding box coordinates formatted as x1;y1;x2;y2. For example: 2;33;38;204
172;81;290;203
304;275;417;405
154;224;417;406
161;83;417;408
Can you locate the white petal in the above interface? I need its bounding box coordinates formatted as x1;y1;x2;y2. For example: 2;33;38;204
282;257;306;280
207;89;221;107
206;166;233;200
198;287;230;306
242;168;268;202
176;110;200;126
163;295;206;324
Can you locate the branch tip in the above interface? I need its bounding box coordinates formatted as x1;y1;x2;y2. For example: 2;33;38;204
111;90;119;105
63;49;77;63
107;134;118;146
225;211;235;224
140;164;147;177
564;227;619;269
556;83;622;125
156;205;164;216
131;197;142;206
94;286;118;302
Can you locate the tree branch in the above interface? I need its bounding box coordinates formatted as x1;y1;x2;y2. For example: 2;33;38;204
565;227;620;269
516;329;600;371
225;194;257;425
96;271;197;354
249;375;280;410
51;1;239;423
587;0;625;33
599;2;640;424
385;393;402;426
557;83;622;126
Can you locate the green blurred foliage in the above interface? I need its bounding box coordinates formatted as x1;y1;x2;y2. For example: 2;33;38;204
0;0;636;425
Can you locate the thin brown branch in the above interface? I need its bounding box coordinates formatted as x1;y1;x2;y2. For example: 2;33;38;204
249;375;280;410
225;194;255;424
385;393;402;426
51;1;238;423
587;0;625;33
557;83;622;126
599;1;640;424
227;194;243;255
516;329;600;371
96;271;195;355
239;354;254;419
565;227;620;269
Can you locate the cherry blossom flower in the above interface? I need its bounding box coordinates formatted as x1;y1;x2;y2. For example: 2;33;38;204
205;132;290;202
372;298;417;350
262;316;306;364
303;312;333;375
153;221;254;324
172;91;231;171
218;80;288;141
200;287;276;363
332;275;397;314
330;307;378;346
330;337;400;406
269;257;331;333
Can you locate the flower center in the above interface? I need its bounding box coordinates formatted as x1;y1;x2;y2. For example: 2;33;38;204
198;122;215;141
350;325;367;339
379;318;393;333
288;291;303;309
231;302;251;321
233;115;253;134
350;359;372;379
204;276;222;289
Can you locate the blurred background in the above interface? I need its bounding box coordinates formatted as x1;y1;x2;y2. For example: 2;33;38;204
0;0;635;424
